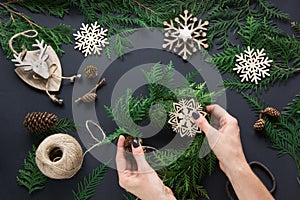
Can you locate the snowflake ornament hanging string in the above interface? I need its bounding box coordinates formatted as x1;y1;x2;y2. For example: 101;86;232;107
162;10;209;60
73;21;109;57
168;99;207;137
234;46;273;84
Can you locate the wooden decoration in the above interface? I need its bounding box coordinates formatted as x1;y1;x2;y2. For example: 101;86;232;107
14;44;62;92
9;30;80;104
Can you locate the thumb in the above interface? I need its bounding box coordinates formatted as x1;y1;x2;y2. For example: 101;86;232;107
192;111;221;149
131;139;152;173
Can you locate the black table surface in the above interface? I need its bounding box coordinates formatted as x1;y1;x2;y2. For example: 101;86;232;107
0;1;299;199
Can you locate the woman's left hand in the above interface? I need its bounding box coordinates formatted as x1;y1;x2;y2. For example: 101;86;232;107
115;135;176;200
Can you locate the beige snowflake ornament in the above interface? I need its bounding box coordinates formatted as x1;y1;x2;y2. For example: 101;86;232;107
73;21;109;57
234;46;273;84
168;99;207;137
162;10;209;60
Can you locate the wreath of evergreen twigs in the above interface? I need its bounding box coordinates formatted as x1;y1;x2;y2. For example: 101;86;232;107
105;61;218;199
243;93;300;182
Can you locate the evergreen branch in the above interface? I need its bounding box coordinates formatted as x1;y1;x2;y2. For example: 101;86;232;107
291;21;300;37
245;93;300;179
241;93;264;111
132;0;156;14
15;0;69;18
38;118;77;139
106;61;217;199
0;7;73;58
0;2;42;29
73;164;108;200
16;145;48;194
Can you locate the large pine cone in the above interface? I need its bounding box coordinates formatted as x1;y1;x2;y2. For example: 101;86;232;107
23;112;58;134
263;107;280;117
253;119;265;131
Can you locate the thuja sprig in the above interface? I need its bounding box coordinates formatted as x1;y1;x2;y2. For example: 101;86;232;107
16;145;48;194
106;61;217;199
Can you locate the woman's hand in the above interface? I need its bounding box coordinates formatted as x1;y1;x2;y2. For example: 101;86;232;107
193;104;274;200
115;135;176;200
192;104;247;177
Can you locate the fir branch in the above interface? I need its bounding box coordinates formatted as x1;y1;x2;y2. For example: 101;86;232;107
212;16;299;93
13;0;69;18
241;93;264;111
207;0;290;49
0;2;42;29
132;0;156;14
16;145;48;194
73;164;108;200
38;118;77;139
245;93;300;179
113;33;134;58
106;61;217;199
291;21;300;38
0;8;73;59
157;135;214;200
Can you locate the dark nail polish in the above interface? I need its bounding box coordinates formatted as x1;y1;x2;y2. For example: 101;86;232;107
132;139;140;148
192;112;200;120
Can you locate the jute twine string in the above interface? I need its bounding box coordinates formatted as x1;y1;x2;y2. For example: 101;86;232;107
35;133;83;179
9;29;38;55
35;121;107;179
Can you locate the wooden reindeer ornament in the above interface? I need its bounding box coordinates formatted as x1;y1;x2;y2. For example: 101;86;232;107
9;30;81;105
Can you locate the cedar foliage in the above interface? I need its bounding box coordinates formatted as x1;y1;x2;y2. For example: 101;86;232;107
243;93;300;179
73;164;108;200
106;61;217;199
38;118;77;140
16;145;48;194
0;2;73;59
0;0;293;59
211;16;300;92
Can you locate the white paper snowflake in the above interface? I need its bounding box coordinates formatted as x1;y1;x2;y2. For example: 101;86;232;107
168;99;207;137
234;46;273;84
73;21;109;57
162;10;209;60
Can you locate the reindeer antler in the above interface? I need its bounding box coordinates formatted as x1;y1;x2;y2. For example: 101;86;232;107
32;39;48;60
11;53;33;71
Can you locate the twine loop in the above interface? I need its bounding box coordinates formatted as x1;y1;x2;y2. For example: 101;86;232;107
8;29;38;55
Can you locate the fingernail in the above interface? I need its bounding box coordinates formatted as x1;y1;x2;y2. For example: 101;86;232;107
192;112;200;120
132;139;140;148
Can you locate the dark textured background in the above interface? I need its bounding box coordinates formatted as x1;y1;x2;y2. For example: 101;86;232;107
0;0;299;199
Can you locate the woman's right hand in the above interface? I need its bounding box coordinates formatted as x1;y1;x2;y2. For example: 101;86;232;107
192;104;248;178
192;104;273;200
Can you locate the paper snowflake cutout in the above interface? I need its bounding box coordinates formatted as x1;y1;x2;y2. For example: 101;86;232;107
73;21;109;57
162;10;209;60
168;99;207;137
234;46;273;84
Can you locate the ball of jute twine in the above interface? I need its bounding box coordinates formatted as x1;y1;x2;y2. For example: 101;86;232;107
35;133;83;179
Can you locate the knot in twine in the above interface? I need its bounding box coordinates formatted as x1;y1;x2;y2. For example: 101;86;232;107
35;133;83;179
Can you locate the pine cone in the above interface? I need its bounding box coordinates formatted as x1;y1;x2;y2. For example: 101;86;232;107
253;119;265;131
84;65;98;79
23;112;58;134
263;107;280;117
